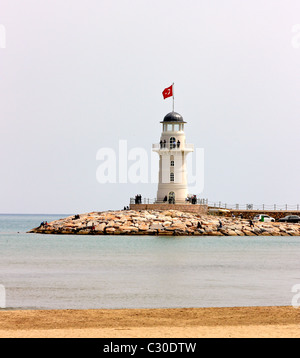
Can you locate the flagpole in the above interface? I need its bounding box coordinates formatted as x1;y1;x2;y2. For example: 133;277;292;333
172;82;174;112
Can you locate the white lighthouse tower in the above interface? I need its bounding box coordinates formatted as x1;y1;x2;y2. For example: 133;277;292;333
152;112;194;204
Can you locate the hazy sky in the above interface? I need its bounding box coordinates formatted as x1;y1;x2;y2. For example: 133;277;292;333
1;0;300;214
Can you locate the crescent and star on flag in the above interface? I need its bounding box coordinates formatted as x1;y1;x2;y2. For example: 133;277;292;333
162;83;175;112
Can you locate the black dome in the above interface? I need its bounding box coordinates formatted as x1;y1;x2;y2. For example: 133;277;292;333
162;112;185;122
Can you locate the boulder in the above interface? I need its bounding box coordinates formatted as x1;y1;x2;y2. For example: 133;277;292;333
119;225;139;233
185;221;193;227
95;223;106;232
226;230;238;236
106;220;117;228
162;211;173;217
149;223;164;231
138;224;150;231
105;227;116;234
242;230;257;236
104;214;117;220
145;229;158;235
77;229;90;235
206;231;223;236
162;221;172;227
170;223;187;230
157;230;174;236
234;230;245;236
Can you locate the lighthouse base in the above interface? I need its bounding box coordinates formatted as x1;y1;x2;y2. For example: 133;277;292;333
156;183;189;205
129;203;208;215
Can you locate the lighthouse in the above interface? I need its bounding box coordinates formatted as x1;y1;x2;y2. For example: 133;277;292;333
152;111;194;204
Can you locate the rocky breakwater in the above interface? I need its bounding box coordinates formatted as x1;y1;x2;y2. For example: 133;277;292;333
28;210;300;236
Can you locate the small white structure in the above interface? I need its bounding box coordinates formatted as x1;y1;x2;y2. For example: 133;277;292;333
152;112;194;204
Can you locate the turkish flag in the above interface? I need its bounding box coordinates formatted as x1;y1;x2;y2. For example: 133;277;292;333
162;84;173;99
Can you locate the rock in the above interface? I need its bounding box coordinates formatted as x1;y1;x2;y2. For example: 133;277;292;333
162;211;173;217
226;230;238;236
106;220;117;228
149;223;164;231
104;214;117;220
144;214;157;220
157;230;174;235
105;227;116;234
218;229;229;236
132;217;148;222
77;229;90;235
138;224;150;231
162;221;172;227
242;230;257;236
118;225;139;232
185;221;193;227
95;223;106;232
206;231;223;236
145;229;158;235
198;229;206;234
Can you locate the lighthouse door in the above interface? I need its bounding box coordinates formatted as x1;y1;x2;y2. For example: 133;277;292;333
168;191;175;204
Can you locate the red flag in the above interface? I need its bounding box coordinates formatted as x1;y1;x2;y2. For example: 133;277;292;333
162;84;173;99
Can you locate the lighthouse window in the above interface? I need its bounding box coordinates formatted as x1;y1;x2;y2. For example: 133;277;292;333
174;124;179;131
170;137;176;149
167;124;173;131
170;160;174;167
170;173;174;182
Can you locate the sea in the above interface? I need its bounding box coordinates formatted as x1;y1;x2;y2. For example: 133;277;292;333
0;214;300;310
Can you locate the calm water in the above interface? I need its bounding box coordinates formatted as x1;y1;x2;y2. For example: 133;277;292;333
0;214;300;310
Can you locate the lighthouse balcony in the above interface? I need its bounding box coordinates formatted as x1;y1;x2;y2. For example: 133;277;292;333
152;143;194;152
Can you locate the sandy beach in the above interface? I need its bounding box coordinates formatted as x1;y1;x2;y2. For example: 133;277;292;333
0;306;299;338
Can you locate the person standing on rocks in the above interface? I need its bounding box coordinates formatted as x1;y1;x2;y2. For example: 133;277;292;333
218;220;222;230
249;219;254;228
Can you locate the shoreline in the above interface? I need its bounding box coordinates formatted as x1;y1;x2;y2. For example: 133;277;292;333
28;209;300;237
0;306;299;338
